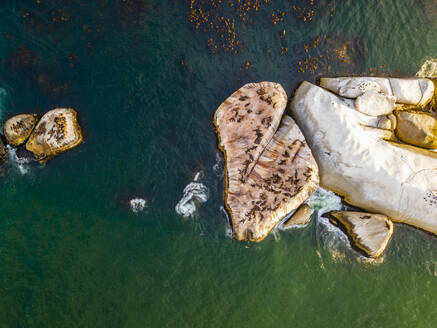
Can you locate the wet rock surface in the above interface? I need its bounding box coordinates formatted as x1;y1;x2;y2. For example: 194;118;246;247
215;82;319;242
0;135;8;164
328;211;394;258
3;113;38;146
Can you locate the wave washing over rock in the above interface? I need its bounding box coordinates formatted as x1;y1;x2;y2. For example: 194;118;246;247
175;172;209;218
129;198;147;214
7;145;32;175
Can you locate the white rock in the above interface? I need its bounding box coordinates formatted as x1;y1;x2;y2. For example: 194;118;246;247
289;81;437;234
355;90;396;116
320;77;434;106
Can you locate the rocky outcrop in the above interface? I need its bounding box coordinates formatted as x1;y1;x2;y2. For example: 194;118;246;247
214;82;319;242
416;59;437;78
328;211;394;258
289;81;437;234
394;110;437;149
320;77;434;107
25;108;83;163
3;114;38;147
282;204;312;228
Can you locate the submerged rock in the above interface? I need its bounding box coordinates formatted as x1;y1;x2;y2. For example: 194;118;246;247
129;198;147;214
320;77;434;107
214;82;319;242
3;114;38;147
290;81;437;234
282;204;312;228
175;181;208;218
328;211;394;258
394;110;437;149
0;134;8;164
25;108;83;163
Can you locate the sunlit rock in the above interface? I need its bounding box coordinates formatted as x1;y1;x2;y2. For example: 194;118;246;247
394;110;437;149
416;58;437;78
282;204;312;228
320;77;434;107
328;211;394;258
215;82;319;242
25;108;83;163
290;81;437;234
3;114;38;147
355;91;396;116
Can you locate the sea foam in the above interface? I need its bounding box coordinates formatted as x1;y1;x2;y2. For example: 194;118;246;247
175;171;209;218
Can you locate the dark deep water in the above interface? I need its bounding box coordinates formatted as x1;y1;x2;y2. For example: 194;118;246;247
0;0;436;327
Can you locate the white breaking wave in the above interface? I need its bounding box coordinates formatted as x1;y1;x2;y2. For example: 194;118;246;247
305;187;343;218
129;198;147;214
7;145;31;175
175;172;209;218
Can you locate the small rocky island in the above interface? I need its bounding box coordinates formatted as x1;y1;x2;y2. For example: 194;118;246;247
215;76;437;258
1;108;83;164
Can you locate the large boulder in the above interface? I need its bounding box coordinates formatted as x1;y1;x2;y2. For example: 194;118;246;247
289;81;437;234
3;114;38;147
328;211;394;258
214;82;319;241
320;77;434;107
26;108;83;162
394;110;437;149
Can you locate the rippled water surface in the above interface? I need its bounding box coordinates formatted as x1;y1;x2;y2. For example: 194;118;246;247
0;1;436;327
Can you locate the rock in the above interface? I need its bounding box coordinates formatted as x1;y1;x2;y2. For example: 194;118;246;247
320;77;434;106
175;181;208;218
129;198;147;214
355;90;396;116
394;110;437;149
328;211;394;258
290;81;437;234
0;134;8;164
15;146;35;162
416;58;437;78
25;108;83;162
377;116;393;130
215;82;319;241
3;114;38;147
282;204;312;227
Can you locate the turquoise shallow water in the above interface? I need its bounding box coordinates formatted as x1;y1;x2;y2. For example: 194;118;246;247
0;0;436;327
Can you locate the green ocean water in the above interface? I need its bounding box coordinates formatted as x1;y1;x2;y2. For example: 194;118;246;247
0;0;436;327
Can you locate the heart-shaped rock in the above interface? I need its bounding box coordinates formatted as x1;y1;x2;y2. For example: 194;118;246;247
214;82;319;241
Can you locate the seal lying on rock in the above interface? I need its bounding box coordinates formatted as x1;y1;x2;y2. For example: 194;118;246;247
25;108;83;163
328;211;394;258
214;82;319;242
